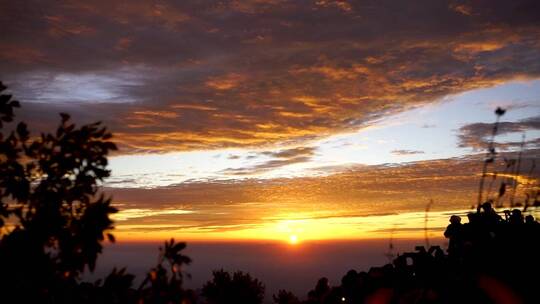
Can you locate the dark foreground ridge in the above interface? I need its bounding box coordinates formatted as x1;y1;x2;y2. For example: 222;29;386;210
1;82;539;303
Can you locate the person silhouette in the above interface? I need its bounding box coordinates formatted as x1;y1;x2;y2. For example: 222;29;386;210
525;215;537;225
480;202;501;226
509;209;524;225
444;215;463;256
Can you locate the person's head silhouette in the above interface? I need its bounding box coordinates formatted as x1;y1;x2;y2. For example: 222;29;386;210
481;202;493;213
450;215;462;225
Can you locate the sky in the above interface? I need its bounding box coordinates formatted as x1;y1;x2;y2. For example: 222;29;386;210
1;0;540;244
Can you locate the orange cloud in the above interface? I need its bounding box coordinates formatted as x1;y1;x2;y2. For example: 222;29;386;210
2;0;540;153
449;3;473;16
205;73;246;90
115;37;133;51
132;110;179;118
0;46;45;64
315;1;353;12
171;104;218;111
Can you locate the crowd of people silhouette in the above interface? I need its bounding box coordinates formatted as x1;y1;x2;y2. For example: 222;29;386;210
274;203;539;304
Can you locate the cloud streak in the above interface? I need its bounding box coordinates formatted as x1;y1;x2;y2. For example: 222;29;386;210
221;146;316;175
458;115;540;150
391;149;425;156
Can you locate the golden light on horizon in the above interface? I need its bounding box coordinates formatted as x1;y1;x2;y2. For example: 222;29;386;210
112;209;471;242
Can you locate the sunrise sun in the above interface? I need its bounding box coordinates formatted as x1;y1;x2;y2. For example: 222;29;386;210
289;235;299;245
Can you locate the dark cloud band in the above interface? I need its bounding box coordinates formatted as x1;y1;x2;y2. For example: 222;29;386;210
1;0;540;153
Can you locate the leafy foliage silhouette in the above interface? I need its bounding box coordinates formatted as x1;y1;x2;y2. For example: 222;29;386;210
202;269;265;304
138;238;196;303
273;290;301;304
0;81;120;302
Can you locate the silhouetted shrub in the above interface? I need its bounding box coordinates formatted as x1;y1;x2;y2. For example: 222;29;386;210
273;290;301;304
0;82;199;304
202;269;265;304
138;238;195;304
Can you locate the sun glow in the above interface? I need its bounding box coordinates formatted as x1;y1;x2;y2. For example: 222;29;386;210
289;234;299;245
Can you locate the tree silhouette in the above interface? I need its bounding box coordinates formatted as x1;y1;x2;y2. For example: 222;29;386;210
78;267;136;303
0;81;199;304
0;81;118;302
202;269;265;304
273;290;301;304
138;238;195;304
